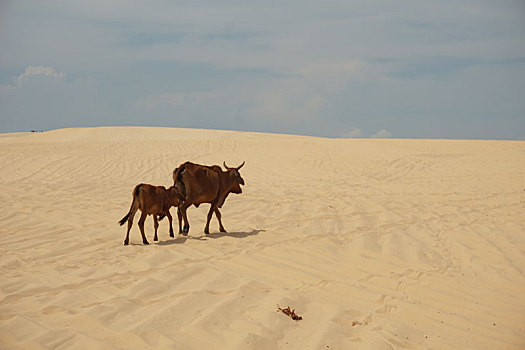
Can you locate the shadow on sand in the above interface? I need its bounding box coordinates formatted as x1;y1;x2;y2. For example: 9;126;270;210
206;229;265;239
156;229;265;246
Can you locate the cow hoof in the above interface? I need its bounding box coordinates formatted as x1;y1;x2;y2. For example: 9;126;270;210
183;226;189;234
204;230;209;235
170;233;174;238
124;240;129;246
143;240;149;245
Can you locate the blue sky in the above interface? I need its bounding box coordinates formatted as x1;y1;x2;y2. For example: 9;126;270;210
1;0;524;139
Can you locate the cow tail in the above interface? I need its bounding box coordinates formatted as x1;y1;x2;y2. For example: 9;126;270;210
118;185;141;226
173;163;188;199
173;163;186;183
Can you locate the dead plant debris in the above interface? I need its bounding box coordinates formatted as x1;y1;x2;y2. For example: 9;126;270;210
277;305;302;321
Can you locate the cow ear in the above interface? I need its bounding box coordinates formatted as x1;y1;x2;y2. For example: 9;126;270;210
236;161;245;171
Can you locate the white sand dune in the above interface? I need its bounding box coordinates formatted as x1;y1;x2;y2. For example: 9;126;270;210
0;127;524;349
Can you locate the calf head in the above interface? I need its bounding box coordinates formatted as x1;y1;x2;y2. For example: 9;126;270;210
223;161;245;194
167;186;184;207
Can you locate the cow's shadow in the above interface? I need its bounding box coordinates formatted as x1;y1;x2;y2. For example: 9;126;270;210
156;236;191;245
157;229;264;246
206;229;265;239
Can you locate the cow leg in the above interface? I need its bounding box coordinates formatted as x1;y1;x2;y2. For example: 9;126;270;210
177;207;183;235
180;203;191;235
214;208;226;233
138;212;149;245
153;215;159;242
166;210;174;238
124;209;137;246
204;204;217;234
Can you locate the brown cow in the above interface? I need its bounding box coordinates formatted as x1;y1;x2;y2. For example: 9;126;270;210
173;161;245;235
118;183;182;245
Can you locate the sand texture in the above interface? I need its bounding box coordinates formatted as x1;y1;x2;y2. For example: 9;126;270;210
0;127;524;349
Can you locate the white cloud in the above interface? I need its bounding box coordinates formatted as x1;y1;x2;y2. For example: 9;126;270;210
16;66;66;87
0;67;112;132
341;128;362;138
1;66;68;93
371;129;392;138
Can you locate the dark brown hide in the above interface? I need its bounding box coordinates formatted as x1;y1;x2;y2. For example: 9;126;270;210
173;161;245;235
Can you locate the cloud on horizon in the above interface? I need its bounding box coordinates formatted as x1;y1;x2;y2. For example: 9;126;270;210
341;128;362;138
15;66;66;87
0;65;113;132
371;129;392;138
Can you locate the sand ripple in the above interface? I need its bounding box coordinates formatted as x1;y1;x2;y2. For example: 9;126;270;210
1;127;524;349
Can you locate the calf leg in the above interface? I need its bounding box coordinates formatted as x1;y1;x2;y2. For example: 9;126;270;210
153;215;159;242
138;211;149;245
214;208;227;233
124;209;138;246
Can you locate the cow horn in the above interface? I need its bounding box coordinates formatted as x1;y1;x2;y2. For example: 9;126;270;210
223;161;231;170
236;161;245;170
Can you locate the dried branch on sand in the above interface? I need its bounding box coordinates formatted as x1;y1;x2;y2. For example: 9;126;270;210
277;305;302;320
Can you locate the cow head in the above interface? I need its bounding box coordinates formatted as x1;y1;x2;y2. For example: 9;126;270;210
223;161;245;194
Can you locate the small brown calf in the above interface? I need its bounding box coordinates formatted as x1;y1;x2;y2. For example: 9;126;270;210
119;183;182;245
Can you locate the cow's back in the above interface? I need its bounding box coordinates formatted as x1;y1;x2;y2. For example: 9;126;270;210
181;164;220;204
